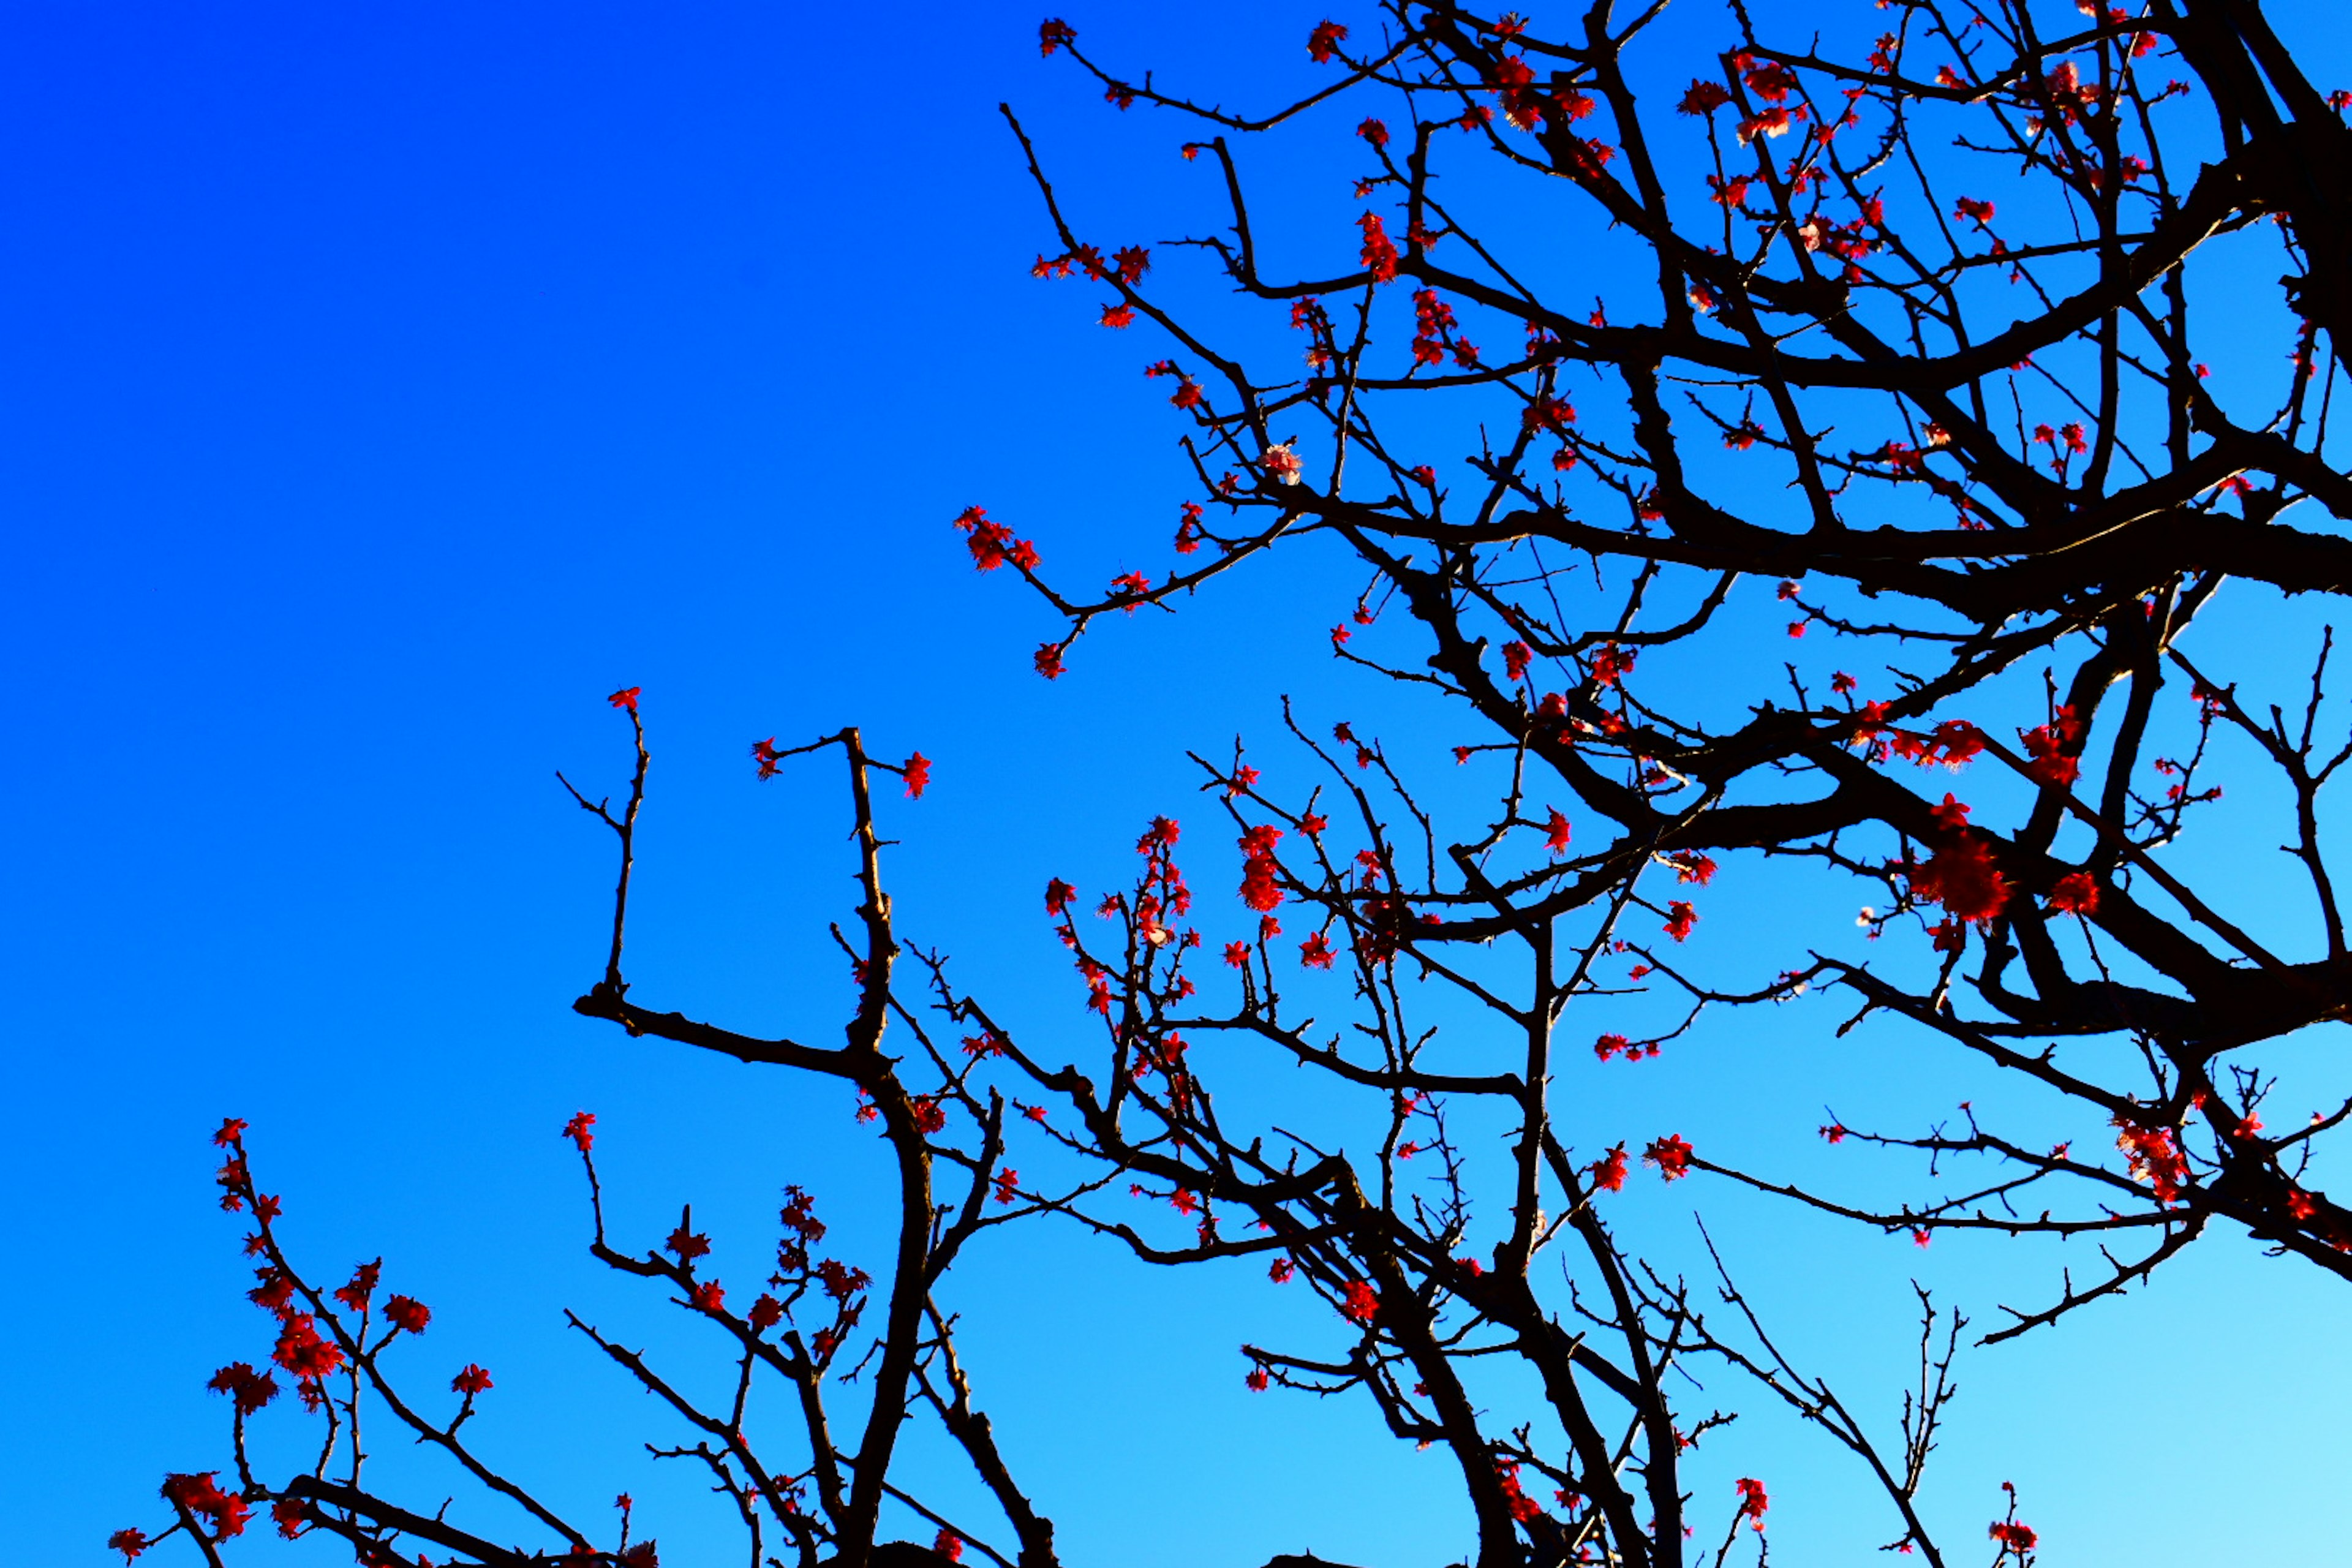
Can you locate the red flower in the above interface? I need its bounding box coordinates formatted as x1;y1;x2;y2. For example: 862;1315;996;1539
1589;641;1635;687
563;1110;597;1154
1269;1256;1295;1283
1300;932;1336;968
162;1473;250;1542
1989;1521;2038;1554
2114;1115;2189;1204
1679;80;1733;115
1594;1034;1630;1061
1223;940;1251;967
451;1363;494;1396
271;1316;345;1381
1034;643;1066;680
911;1096;949;1135
2048;872;2099;914
1045;878;1077;916
1358;117;1389;146
333;1259;381;1311
212;1118;247;1148
993;1169;1020;1205
752;736;783;779
207;1362;281;1415
902;752;931;799
1341;1280;1379;1323
1589;1144;1629;1191
1735;1477;1770;1529
1099;302;1136;329
936;1530;966;1564
1245;1365;1270;1391
1955;195;1996;224
607;687;641;712
1820;1123;1848;1144
1670;853;1716;885
1912;833;2011;923
1306;18;1349;62
667;1224;712;1264
1644;1134;1695;1180
381;1294;429;1334
1544;809;1573;856
1038;18;1075;55
1357;213;1399;283
108;1529;149;1561
1663;901;1698;942
748;1294;784;1332
691;1280;726;1313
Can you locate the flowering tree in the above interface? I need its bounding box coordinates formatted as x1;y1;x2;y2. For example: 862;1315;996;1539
121;4;2352;1567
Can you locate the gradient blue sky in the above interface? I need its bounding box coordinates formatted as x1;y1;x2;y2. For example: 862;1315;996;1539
10;3;2352;1564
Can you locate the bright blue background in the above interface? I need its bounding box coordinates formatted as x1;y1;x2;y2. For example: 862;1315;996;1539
9;3;2351;1564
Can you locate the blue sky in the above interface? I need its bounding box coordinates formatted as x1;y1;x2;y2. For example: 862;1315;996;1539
10;2;2352;1564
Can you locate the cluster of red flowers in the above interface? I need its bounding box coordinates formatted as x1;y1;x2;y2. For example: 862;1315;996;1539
1907;795;2013;924
2113;1114;2190;1204
2018;706;2083;788
1495;1460;1547;1524
1357;213;1399;283
953;505;1040;574
1594;1033;1662;1063
1408;288;1479;371
1645;1134;1695;1181
162;1472;249;1544
1238;823;1285;912
1735;1476;1770;1529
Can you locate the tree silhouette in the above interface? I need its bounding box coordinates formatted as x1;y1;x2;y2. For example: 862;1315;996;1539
120;5;2352;1568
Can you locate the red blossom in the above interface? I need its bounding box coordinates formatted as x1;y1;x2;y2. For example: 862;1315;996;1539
1989;1521;2038;1555
451;1363;494;1396
1340;1280;1379;1323
1680;80;1733;115
385;1294;431;1335
1735;1477;1770;1529
1038;18;1075;55
1663;901;1697;942
1644;1134;1695;1180
162;1473;250;1542
902;752;931;799
2048;872;2100;914
1306;18;1349;62
1545;808;1573;856
607;687;641;712
271;1316;345;1381
667;1224;712;1264
563;1109;597;1154
1357;213;1400;283
1589;1144;1629;1191
108;1529;149;1562
207;1361;281;1415
936;1530;966;1564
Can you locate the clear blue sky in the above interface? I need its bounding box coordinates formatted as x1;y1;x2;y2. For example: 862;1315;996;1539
9;3;2351;1564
